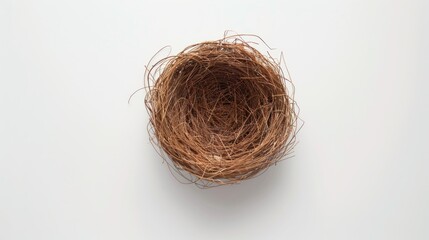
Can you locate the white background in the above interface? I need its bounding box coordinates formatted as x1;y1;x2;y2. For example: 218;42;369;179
1;0;428;239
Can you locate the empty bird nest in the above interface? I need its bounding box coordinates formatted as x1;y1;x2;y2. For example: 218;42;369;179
143;34;300;187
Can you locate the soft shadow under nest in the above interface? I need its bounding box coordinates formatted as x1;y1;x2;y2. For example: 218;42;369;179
144;35;299;187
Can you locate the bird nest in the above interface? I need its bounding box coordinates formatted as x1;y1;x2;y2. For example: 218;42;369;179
144;35;299;187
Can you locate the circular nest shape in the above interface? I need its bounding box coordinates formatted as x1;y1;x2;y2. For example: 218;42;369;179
145;36;298;186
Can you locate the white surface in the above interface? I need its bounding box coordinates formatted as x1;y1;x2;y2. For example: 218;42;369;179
1;0;428;239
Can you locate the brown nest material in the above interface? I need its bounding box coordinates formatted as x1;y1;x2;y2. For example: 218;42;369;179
144;35;299;187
